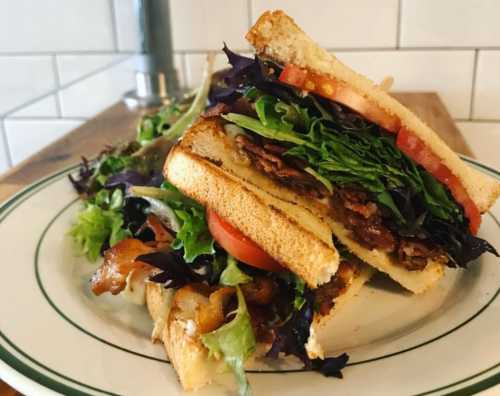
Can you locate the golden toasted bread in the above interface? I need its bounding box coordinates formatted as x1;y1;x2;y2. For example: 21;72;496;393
247;10;500;213
164;119;443;293
164;119;340;288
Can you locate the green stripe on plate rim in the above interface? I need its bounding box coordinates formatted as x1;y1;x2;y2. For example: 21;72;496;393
33;194;500;372
0;158;498;396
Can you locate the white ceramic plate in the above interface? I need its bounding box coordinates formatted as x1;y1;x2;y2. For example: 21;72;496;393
0;158;499;396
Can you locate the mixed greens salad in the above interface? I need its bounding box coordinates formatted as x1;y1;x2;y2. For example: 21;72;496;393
68;57;348;396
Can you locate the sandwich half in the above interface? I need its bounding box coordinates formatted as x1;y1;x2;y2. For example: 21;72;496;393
196;10;499;294
90;167;373;394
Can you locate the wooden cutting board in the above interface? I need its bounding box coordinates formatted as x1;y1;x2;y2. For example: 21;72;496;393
0;93;472;395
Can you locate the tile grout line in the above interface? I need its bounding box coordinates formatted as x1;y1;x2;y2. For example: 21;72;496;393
51;55;63;118
455;118;500;124
180;53;188;90
1;47;498;57
5;116;88;122
396;0;402;49
468;49;479;120
1;55;133;118
0;118;13;167
0;50;135;56
171;47;484;54
109;0;120;51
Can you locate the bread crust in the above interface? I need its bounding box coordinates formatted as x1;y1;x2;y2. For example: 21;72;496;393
167;119;446;293
164;121;340;288
247;10;500;213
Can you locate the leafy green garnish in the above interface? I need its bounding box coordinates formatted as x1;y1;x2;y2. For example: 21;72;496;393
293;276;306;311
220;256;252;286
226;93;463;226
69;204;130;261
131;182;214;262
201;287;256;396
161;53;215;142
137;104;184;146
222;113;313;148
171;205;215;262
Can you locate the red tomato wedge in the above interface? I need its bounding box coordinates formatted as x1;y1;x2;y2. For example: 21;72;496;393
279;64;400;133
207;209;284;272
397;128;481;234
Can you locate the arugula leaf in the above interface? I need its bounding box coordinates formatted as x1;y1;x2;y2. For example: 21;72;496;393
69;204;131;261
220;256;252;286
293;276;306;311
136;103;184;146
201;287;256;396
222;113;314;148
304;167;333;194
171;205;215;262
226;93;464;229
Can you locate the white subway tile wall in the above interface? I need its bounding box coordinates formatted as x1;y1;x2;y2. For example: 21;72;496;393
0;0;498;174
472;51;500;120
0;124;9;173
0;56;56;114
4;119;84;165
457;122;500;169
57;54;129;86
113;0;140;51
400;0;500;48
0;0;115;52
9;95;59;118
336;51;475;119
252;0;399;48
170;0;249;51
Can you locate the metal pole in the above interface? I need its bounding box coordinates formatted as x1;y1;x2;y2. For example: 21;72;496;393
123;0;180;108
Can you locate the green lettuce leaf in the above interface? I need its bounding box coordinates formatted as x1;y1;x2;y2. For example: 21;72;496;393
69;204;131;261
293;276;306;311
131;182;214;263
220;256;252;286
222;113;313;148
201;287;256;396
136;103;185;146
171;205;215;262
225;93;463;227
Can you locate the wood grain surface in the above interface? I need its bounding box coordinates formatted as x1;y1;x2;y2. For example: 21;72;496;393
0;93;473;395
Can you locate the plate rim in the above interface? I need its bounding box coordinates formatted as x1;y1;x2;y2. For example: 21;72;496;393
0;158;499;396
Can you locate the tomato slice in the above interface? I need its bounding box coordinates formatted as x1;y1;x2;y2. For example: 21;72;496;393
397;128;481;234
206;209;284;272
279;63;482;234
279;64;400;133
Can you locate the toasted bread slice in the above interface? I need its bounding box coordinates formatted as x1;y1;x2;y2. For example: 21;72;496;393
246;10;500;213
146;267;372;388
164;119;340;288
164;119;443;293
146;282;221;391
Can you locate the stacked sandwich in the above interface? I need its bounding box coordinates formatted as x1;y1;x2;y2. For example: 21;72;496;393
89;10;499;395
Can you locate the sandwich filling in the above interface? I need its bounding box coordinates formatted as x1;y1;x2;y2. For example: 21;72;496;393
207;45;498;270
71;153;359;394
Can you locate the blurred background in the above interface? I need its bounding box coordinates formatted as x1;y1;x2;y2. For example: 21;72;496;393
0;0;499;173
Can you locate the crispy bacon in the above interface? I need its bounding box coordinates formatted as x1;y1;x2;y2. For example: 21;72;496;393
91;214;172;296
90;239;156;295
398;239;448;271
139;214;174;243
235;134;329;197
173;284;236;334
241;277;276;305
332;189;397;253
315;260;358;316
